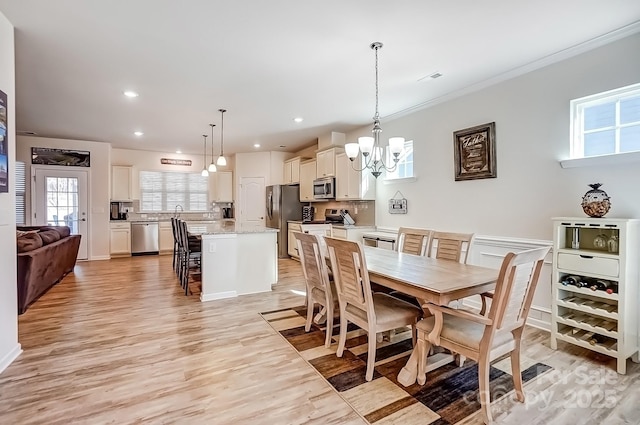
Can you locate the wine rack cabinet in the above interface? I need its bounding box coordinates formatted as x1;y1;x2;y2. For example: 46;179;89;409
551;217;639;374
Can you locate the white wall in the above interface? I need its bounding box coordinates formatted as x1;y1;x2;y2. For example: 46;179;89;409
16;136;112;260
348;33;640;241
0;10;21;374
111;147;235;202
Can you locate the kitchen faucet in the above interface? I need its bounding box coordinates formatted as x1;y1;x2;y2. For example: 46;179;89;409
174;204;183;217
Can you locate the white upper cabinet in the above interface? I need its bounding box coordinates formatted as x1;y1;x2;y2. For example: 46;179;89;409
299;160;316;202
211;171;233;202
111;165;132;201
316;148;339;178
335;152;375;200
283;157;301;184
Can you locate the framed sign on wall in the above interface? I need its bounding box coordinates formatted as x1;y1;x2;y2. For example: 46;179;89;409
453;122;497;181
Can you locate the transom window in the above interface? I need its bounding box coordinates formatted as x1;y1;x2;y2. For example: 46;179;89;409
385;140;414;180
139;171;208;212
570;83;640;159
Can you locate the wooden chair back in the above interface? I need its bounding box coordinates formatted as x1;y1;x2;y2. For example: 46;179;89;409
324;237;374;319
486;247;549;336
295;232;332;297
397;227;432;256
428;231;475;263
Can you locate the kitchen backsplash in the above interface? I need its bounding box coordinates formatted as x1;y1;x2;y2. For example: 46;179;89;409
125;200;233;221
308;200;375;225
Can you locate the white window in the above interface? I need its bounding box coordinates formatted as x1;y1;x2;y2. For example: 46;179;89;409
570;83;640;159
385;140;414;180
139;170;208;212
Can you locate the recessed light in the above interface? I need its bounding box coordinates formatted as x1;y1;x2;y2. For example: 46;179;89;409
124;90;139;98
254;144;261;148
134;131;144;136
293;117;303;123
176;150;182;154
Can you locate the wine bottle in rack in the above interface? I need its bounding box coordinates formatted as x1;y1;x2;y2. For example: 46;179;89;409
589;279;608;291
576;276;592;288
588;334;606;346
561;275;581;286
606;282;618;294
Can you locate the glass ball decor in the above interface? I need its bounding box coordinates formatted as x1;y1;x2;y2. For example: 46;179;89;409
581;183;611;218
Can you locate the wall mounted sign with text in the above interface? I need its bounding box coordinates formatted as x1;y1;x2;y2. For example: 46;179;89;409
161;158;192;166
453;122;497;181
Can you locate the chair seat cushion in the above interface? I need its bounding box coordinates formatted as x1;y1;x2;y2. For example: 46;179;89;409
346;293;421;328
417;314;514;352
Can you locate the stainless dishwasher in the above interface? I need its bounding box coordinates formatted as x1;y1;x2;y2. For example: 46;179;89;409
131;221;159;255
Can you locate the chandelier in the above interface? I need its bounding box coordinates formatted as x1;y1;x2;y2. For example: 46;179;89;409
345;42;404;178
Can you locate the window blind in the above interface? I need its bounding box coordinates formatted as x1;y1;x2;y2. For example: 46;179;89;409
139;170;208;212
15;161;26;225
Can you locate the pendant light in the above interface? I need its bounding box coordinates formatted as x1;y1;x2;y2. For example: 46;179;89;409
201;134;209;177
216;108;227;166
208;124;217;172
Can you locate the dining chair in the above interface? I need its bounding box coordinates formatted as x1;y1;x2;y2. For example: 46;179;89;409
171;217;180;273
396;227;432;256
428;231;475;263
324;236;422;381
178;220;202;295
295;232;336;348
415;246;550;424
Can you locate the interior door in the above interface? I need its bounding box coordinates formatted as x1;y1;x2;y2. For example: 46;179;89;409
34;167;89;260
240;177;265;226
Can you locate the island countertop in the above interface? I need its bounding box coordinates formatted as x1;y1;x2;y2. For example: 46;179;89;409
188;222;279;235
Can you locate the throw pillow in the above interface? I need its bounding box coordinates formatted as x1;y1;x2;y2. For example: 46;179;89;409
17;233;44;253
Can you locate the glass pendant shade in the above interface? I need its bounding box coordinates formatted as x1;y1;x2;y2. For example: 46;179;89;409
216;155;227;166
208;162;217;172
217;108;227;168
345;143;360;159
388;137;404;155
358;136;375;155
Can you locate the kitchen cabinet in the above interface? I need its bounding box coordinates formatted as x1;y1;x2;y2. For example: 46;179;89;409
288;222;302;258
332;226;375;243
110;222;131;256
299;160;316;202
283;157;301;184
316;148;339;178
111;166;132;201
550;217;640;374
211;171;233;202
335;152;376;200
158;221;174;254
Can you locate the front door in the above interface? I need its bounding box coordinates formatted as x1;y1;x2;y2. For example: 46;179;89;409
240;177;265;226
34;167;89;260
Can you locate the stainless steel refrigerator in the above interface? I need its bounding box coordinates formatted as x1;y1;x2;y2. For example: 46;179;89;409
266;184;303;258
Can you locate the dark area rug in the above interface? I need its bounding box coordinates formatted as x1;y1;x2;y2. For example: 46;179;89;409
261;305;552;425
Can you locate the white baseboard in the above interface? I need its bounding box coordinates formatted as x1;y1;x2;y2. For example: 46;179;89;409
200;291;237;302
90;255;111;261
0;344;22;375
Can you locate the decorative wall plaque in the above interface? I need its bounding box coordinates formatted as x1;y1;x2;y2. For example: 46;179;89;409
161;158;192;166
31;147;90;167
453;122;497;181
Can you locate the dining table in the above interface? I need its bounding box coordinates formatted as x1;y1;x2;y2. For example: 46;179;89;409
360;246;499;386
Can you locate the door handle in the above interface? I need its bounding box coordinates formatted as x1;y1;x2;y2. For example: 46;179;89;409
81;218;86;221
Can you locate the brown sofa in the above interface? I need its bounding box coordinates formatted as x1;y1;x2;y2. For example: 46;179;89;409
16;226;81;314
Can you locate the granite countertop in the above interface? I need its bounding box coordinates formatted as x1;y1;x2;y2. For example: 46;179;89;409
190;222;279;235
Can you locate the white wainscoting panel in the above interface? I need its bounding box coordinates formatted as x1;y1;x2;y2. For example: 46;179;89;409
464;235;553;331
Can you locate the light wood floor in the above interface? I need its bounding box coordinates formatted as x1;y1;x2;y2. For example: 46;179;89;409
1;255;639;424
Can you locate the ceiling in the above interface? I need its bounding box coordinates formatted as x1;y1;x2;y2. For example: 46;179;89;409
1;1;639;156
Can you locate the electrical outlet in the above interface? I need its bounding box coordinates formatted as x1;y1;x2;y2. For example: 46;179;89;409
209;242;216;253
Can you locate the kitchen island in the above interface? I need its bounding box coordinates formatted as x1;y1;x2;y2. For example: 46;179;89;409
188;222;279;302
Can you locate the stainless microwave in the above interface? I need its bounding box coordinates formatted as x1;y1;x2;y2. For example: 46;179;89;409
313;177;335;200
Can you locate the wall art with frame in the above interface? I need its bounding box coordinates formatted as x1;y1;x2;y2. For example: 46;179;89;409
0;89;8;193
453;122;497;181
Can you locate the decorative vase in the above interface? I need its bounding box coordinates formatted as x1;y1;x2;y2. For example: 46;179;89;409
581;183;611;218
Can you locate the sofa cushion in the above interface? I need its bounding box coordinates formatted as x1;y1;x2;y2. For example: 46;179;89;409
17;233;44;253
38;229;62;245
